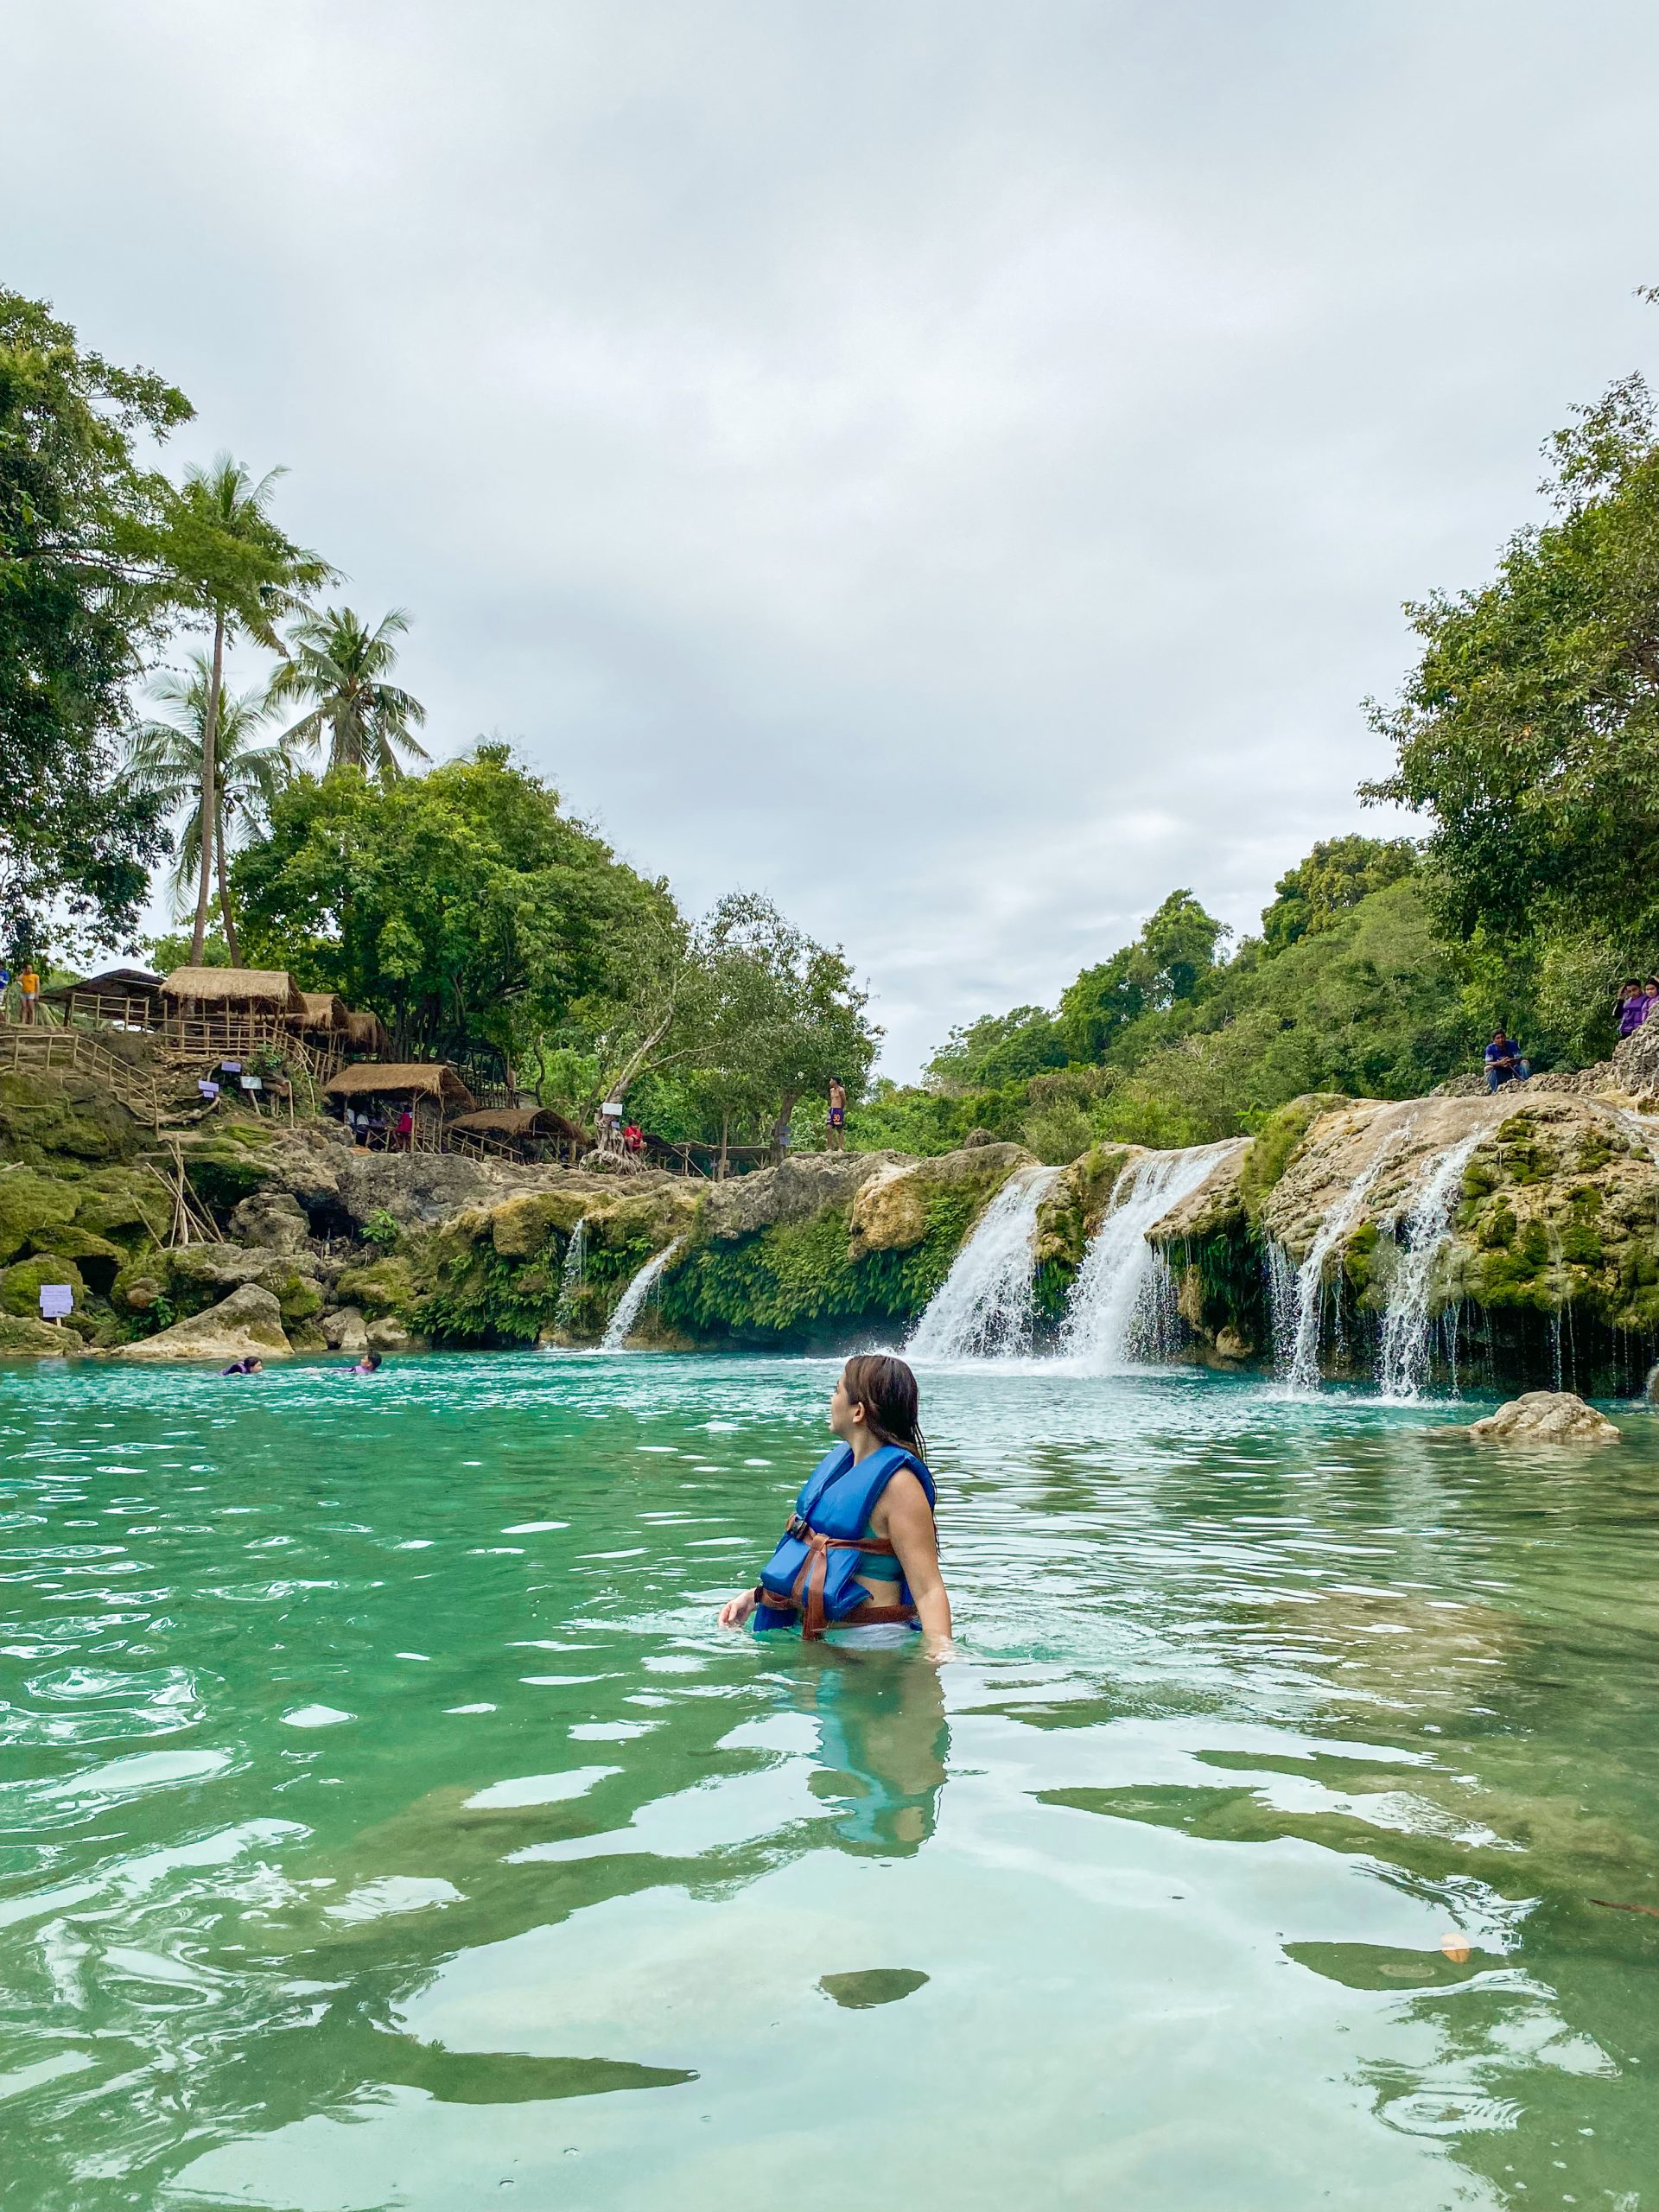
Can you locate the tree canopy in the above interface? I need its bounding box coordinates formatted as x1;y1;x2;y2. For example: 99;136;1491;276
0;289;188;955
233;745;668;1071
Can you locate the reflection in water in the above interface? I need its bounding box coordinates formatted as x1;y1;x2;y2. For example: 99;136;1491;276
0;1354;1656;2210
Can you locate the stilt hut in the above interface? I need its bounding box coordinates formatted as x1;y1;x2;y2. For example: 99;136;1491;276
322;1062;476;1151
445;1106;588;1165
38;966;165;1030
296;991;349;1039
161;968;307;1058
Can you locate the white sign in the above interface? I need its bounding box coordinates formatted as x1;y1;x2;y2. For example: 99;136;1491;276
220;1059;242;1075
38;1285;74;1319
239;1075;263;1090
198;1079;219;1099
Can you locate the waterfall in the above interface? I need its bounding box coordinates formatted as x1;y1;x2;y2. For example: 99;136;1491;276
1376;1128;1489;1401
906;1166;1061;1361
1058;1141;1243;1371
1266;1241;1300;1376
601;1239;683;1351
1280;1131;1409;1394
552;1217;588;1330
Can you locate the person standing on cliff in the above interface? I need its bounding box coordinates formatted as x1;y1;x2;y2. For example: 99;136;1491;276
18;962;40;1025
827;1077;847;1151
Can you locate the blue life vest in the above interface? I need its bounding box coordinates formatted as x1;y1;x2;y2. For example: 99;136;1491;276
754;1442;935;1637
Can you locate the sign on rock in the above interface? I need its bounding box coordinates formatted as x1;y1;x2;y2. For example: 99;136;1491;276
38;1286;74;1320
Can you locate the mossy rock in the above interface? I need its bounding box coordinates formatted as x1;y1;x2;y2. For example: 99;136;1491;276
24;1224;124;1295
0;1069;139;1166
178;1143;277;1209
490;1189;593;1258
1;1254;88;1319
0;1168;79;1263
334;1255;416;1319
0;1311;80;1356
1239;1096;1345;1224
73;1171;170;1247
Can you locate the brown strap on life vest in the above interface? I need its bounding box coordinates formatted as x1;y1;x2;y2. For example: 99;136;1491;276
778;1531;915;1641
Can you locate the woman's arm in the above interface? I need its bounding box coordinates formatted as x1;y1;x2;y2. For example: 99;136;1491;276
718;1586;759;1630
876;1472;953;1653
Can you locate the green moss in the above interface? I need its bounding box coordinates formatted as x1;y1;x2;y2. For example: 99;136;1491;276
178;1143;276;1209
1;1254;88;1318
0;1169;79;1263
1481;1205;1516;1249
0;1312;79;1355
24;1224;124;1294
1341;1219;1380;1292
334;1255;416;1319
0;1069;138;1166
1239;1096;1343;1224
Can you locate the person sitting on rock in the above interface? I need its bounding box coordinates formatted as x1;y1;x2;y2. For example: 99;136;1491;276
1617;978;1649;1038
1484;1027;1530;1092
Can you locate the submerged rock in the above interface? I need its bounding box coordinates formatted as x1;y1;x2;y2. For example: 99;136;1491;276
1467;1391;1621;1444
113;1281;292;1363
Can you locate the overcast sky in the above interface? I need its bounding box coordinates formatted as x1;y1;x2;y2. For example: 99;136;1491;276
6;2;1659;1073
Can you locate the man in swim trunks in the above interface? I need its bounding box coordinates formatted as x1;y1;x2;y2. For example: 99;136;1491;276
827;1077;846;1151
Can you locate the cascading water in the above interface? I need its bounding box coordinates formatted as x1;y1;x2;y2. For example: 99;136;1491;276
1376;1127;1490;1401
552;1217;588;1331
1279;1129;1411;1395
1058;1141;1243;1372
601;1238;683;1351
906;1166;1061;1361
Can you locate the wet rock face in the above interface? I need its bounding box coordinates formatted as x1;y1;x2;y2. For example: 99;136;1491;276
1467;1391;1622;1444
702;1150;914;1243
846;1146;1034;1258
112;1281;292;1363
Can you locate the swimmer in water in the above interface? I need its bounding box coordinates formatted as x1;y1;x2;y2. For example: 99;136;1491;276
719;1353;951;1653
220;1355;264;1376
351;1350;383;1375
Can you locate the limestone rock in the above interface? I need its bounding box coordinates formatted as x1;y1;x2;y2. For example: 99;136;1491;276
228;1190;312;1252
1;1254;87;1318
0;1167;79;1263
1215;1326;1253;1361
0;1312;82;1356
846;1146;1037;1256
321;1305;368;1351
366;1315;421;1352
1150;1142;1249;1245
332;1255;416;1318
114;1281;292;1363
1467;1391;1621;1445
1613;1020;1659;1090
704;1150;915;1243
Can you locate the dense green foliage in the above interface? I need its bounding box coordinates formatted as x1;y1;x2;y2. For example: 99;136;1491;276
0;290;184;955
234;745;666;1071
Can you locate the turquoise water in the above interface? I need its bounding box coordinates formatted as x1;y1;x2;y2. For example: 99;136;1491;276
3;1353;1658;2211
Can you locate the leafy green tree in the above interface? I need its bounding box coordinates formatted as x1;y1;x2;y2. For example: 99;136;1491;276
0;289;188;957
1261;835;1417;953
160;455;331;963
127;656;297;962
927;1006;1070;1092
233;744;666;1070
1364;373;1659;950
267;606;428;779
1058;889;1225;1061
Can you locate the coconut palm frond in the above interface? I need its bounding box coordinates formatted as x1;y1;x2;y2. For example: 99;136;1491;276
270;604;429;780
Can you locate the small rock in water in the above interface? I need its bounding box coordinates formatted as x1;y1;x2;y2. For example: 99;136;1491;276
1466;1391;1621;1445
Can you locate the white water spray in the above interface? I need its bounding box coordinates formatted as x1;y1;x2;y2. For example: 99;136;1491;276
1059;1142;1243;1371
906;1166;1060;1361
601;1239;683;1351
552;1217;588;1330
1280;1129;1411;1394
1376;1128;1489;1401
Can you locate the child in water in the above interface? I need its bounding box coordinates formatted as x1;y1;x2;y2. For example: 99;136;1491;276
719;1354;951;1652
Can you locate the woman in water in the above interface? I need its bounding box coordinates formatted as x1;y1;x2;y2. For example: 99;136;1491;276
719;1353;951;1651
219;1356;264;1376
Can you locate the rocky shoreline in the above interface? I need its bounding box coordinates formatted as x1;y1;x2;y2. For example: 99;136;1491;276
3;1027;1657;1390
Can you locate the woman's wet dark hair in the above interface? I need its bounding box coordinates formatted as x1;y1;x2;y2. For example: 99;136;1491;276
842;1353;927;1463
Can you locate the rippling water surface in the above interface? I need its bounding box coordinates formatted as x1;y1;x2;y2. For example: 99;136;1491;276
3;1353;1658;2210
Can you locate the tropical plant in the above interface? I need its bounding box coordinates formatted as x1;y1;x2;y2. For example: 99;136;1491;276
127;656;298;962
0;289;186;957
267;606;429;779
160;454;331;963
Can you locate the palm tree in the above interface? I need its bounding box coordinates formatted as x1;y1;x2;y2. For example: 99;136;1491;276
267;606;429;778
128;658;299;965
166;455;332;963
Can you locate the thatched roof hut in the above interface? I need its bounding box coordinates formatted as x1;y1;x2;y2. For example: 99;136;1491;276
163;966;306;1015
448;1106;588;1146
323;1062;476;1114
295;990;348;1033
343;1008;393;1057
40;964;163;1006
